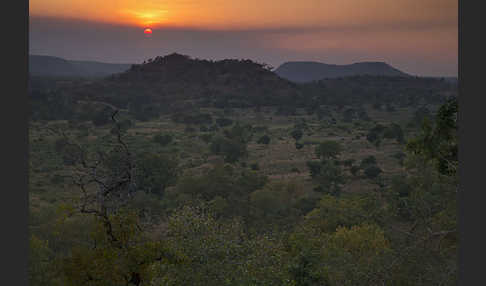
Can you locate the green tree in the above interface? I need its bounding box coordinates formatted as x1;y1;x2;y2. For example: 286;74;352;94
210;136;248;163
313;160;345;196
407;96;457;176
364;165;382;179
315;141;342;161
60;210;177;286
384;97;458;284
135;153;179;197
29;235;57;286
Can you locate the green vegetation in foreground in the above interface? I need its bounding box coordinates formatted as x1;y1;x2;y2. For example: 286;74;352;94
29;64;457;285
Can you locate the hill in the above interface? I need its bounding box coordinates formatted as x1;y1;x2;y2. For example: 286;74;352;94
68;53;302;111
31;53;455;123
275;61;410;82
29;55;132;78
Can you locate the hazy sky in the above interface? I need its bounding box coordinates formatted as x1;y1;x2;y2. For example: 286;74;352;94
29;0;458;76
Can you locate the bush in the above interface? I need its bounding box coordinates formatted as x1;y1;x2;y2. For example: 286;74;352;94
257;135;271;145
290;129;303;141
216;117;233;127
364;165;382;179
383;123;405;144
314;160;345;196
210;136;247;163
135;153;179;197
153;133;173;146
290;167;300;173
358;109;371;121
306;161;322;178
360;155;377;169
343;159;355;167
315;141;342;161
293;197;319;215
295;142;304;150
350;165;360;176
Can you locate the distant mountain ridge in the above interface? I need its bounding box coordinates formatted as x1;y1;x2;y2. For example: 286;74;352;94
29;55;132;78
275;61;410;83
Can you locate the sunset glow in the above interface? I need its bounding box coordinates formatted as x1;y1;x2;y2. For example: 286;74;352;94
29;0;458;76
29;0;457;30
121;9;168;27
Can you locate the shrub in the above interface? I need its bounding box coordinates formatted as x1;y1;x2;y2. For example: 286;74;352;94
293;197;319;215
153;133;173;146
290;129;303;141
315;141;342;161
216;117;233;127
343;159;355;167
360;155;377;169
306;161;322;178
295;142;304;150
364;165;382;179
350;165;360;176
135;153;179;197
257;135;271;145
291;167;300;173
314;160;345;196
210;136;247;163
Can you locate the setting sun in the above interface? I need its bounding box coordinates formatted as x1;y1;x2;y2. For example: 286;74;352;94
144;28;153;35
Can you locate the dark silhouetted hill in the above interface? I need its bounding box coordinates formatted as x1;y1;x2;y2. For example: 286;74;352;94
70;53;301;110
275;61;410;82
29;55;132;78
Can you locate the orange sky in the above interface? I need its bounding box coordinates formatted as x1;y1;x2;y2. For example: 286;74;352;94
29;0;457;30
29;0;458;76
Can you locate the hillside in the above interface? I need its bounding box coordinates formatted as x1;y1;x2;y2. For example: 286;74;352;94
69;53;302;110
29;55;132;78
275;61;410;82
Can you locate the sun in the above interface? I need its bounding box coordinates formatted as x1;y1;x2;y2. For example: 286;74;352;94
144;28;153;35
